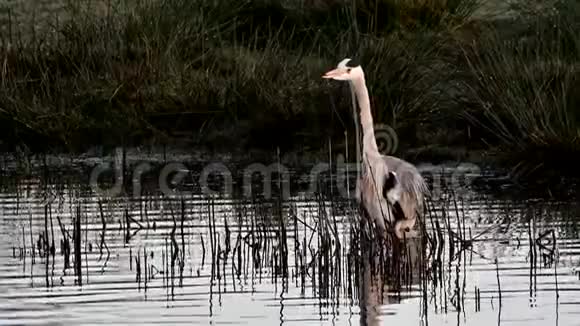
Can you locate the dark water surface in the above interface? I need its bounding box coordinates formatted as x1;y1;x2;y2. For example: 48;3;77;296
1;150;579;325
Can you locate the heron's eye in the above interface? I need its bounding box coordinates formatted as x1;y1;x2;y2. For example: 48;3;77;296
347;68;351;73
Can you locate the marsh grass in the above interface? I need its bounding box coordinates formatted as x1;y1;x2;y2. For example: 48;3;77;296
459;4;580;176
0;0;477;151
0;0;579;178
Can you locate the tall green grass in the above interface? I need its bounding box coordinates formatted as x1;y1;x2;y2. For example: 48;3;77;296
0;0;482;152
0;0;579;178
459;1;580;175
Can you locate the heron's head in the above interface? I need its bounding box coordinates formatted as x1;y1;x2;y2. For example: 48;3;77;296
322;58;364;81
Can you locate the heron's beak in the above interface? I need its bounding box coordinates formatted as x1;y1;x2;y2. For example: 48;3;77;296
322;68;346;79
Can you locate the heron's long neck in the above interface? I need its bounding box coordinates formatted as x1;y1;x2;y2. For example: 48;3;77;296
351;77;379;157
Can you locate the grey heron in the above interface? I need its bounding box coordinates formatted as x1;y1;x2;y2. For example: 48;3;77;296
323;58;429;239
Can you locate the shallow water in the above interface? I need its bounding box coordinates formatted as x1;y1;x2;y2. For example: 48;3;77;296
0;150;579;326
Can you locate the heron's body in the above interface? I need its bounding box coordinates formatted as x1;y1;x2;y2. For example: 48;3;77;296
357;154;428;238
323;58;429;239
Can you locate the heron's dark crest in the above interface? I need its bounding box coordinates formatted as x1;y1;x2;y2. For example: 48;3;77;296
337;57;361;69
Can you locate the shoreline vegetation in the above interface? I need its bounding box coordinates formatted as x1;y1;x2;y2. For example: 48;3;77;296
0;0;579;181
